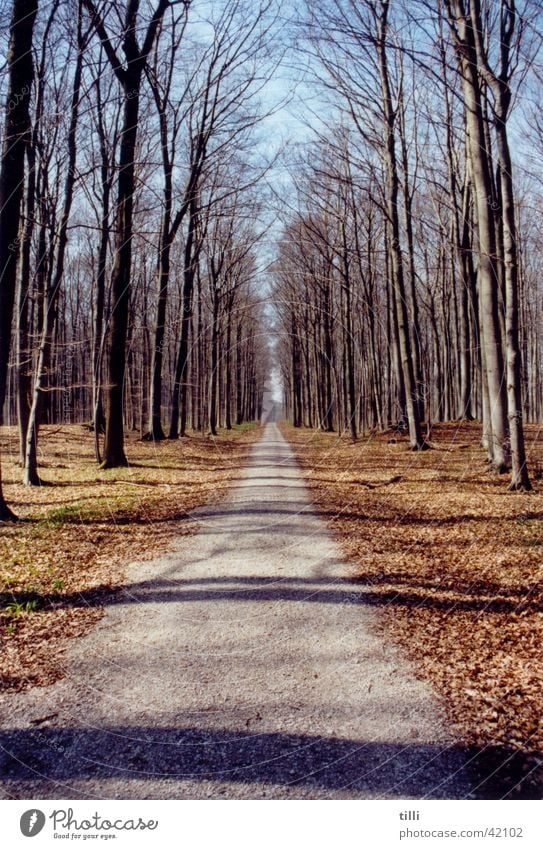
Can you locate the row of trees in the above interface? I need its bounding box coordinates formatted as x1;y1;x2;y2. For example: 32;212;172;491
275;0;541;491
0;0;275;519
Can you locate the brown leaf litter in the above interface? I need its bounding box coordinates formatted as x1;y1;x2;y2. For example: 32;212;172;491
282;421;543;799
0;423;260;693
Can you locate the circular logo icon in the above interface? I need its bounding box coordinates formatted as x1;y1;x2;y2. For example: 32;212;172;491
20;810;46;837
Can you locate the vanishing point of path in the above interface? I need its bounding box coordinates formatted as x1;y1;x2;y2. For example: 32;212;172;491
0;423;472;799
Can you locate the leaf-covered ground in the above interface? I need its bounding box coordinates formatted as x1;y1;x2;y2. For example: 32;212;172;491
0;423;260;693
282;422;543;799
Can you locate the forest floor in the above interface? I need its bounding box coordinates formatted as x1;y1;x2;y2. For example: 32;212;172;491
281;421;543;798
1;418;541;799
0;422;469;800
0;423;260;693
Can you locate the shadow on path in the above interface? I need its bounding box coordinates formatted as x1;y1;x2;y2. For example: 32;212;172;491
3;573;540;617
0;724;532;799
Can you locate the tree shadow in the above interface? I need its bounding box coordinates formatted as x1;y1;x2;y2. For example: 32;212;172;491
1;723;537;799
3;572;540;616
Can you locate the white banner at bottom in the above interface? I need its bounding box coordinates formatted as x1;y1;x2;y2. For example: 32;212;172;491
1;799;541;849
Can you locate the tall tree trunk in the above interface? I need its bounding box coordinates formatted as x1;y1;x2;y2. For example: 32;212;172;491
236;321;243;426
149;235;171;439
322;280;334;432
100;74;140;467
17;143;36;465
0;0;38;518
83;0;172;465
495;115;531;489
398;86;424;423
377;6;425;448
224;294;234;430
92;76;111;463
169;200;197;439
24;8;83;484
447;1;509;470
469;0;531;489
291;311;302;428
458;170;475;419
209;293;219;436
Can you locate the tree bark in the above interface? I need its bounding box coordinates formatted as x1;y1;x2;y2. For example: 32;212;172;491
83;0;172;466
24;5;83;484
447;0;509;471
376;3;426;449
0;0;38;517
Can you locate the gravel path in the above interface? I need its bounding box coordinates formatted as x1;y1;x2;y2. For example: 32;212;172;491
0;422;472;799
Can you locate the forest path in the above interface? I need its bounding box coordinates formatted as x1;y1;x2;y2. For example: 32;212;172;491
0;423;471;799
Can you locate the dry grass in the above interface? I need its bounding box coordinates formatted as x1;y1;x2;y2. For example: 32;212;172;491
0;422;261;693
282;421;543;798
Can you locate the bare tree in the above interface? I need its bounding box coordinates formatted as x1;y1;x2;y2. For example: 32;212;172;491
470;0;531;489
445;0;509;471
81;0;188;467
0;0;38;518
24;0;88;485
